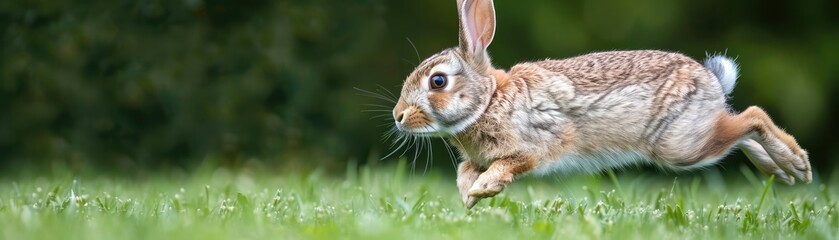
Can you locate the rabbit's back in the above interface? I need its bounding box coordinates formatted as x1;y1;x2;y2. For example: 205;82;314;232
531;50;721;96
507;50;728;168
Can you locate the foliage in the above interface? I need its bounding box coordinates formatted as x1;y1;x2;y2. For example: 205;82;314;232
1;164;838;239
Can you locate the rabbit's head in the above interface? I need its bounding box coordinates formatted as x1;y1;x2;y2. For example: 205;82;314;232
393;0;499;135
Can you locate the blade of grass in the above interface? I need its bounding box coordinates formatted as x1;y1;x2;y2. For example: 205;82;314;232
756;175;775;212
606;169;625;198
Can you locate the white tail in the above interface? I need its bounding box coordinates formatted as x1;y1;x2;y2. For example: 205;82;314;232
704;55;739;95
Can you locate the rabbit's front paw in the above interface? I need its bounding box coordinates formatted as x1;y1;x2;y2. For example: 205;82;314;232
457;161;483;208
457;171;481;206
467;172;512;198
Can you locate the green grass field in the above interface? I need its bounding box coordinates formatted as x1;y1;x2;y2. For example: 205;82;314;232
1;161;837;239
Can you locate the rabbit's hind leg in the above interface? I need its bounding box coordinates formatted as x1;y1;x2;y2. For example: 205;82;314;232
732;106;811;183
689;106;811;184
739;139;795;184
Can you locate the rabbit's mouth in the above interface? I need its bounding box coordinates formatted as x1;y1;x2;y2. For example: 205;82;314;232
393;105;479;137
394;104;440;132
394;111;445;137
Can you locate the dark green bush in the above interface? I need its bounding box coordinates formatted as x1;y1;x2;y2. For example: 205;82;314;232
1;0;836;173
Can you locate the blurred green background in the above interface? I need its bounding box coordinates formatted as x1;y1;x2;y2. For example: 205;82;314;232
1;0;837;176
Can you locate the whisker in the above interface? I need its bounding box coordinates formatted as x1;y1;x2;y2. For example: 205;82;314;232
380;134;410;161
390;131;406;143
359;84;408;164
357;89;395;100
377;84;399;100
401;58;417;68
406;37;421;63
363;103;394;109
398;135;415;161
427;125;457;171
447;132;465;147
382;128;398;141
408;136;417;176
389;135;405;148
362;109;392;113
426;126;436;175
429;125;458;171
354;87;397;104
447;134;468;162
369;114;393;120
412;135;423;175
440;136;458;170
425;133;432;175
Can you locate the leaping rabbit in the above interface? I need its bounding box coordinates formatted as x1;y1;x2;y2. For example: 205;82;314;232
390;0;811;208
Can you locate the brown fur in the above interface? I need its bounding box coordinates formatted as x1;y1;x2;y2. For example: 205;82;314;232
428;92;450;111
694;111;749;162
734;107;805;156
535;51;694;95
492;69;510;91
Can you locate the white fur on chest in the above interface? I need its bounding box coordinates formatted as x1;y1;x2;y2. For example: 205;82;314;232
531;150;653;176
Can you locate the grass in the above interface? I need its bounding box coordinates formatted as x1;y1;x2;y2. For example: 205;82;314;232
1;160;837;240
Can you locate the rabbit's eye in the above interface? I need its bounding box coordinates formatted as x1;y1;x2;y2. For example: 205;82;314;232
429;74;447;90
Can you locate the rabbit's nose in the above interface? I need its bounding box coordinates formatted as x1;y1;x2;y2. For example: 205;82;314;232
393;98;408;124
395;110;406;123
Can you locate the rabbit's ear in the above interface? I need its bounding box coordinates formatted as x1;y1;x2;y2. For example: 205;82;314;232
457;0;496;61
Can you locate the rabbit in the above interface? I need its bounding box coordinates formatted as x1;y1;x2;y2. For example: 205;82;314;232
390;0;811;209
